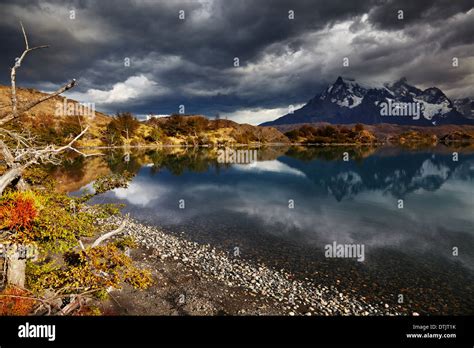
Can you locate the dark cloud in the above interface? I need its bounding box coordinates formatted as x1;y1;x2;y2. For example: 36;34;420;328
0;0;472;122
367;0;473;30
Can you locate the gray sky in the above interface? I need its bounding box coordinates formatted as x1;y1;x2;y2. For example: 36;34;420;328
0;0;472;124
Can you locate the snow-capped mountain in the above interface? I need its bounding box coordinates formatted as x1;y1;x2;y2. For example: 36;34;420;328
261;77;473;126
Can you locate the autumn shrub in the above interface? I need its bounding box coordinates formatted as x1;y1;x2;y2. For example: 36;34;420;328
27;244;153;295
114;236;137;250
284;129;301;141
113;112;140;138
144;126;163;143
0;286;36;316
0;192;37;231
60;117;84;140
0;191;96;251
91;203;124;219
1;185;151;312
92;171;134;195
23;166;56;189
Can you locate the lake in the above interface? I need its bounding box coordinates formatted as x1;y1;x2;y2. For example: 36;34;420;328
67;145;474;315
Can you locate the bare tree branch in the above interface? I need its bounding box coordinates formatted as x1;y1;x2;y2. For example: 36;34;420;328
0;79;76;126
47;125;90;154
0;139;15;166
11;126;102;166
0;129;32;149
20;21;28;49
10;22;49;122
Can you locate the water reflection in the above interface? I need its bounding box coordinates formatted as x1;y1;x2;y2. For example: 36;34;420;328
67;145;474;314
93;149;473;260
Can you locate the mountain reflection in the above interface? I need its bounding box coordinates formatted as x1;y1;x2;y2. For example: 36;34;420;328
71;146;474;273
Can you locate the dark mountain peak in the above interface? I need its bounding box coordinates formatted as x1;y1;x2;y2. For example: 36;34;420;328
423;87;444;96
334;76;344;85
328;76;351;94
319;77;366;108
333;76;357;86
260;76;473;127
420;87;450;105
388;77;422;98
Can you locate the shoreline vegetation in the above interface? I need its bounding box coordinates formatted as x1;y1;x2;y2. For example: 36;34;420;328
0;178;153;316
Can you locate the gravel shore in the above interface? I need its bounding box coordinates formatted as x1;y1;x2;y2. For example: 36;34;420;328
102;215;402;316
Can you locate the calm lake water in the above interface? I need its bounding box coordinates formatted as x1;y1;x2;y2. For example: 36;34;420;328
72;146;474;315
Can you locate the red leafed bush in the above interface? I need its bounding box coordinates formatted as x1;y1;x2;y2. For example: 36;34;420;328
0;193;37;231
0;286;36;315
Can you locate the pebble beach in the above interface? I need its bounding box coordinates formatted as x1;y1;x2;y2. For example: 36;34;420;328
102;215;402;316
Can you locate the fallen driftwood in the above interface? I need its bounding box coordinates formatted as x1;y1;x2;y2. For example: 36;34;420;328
91;217;128;248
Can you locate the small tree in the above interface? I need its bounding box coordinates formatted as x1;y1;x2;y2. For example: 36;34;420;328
102;122;124;147
113;112;140;141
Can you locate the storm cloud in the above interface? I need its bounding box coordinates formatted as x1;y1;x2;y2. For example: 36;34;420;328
0;0;472;123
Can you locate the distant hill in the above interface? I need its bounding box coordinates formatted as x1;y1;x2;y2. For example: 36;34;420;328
0;84;111;147
261;77;474;127
146;115;290;145
0;85;290;147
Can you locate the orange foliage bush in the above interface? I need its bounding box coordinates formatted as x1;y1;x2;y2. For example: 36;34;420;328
0;287;36;315
0;194;37;231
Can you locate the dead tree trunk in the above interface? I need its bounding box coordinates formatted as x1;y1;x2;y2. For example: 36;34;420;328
6;251;25;288
0;167;22;195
